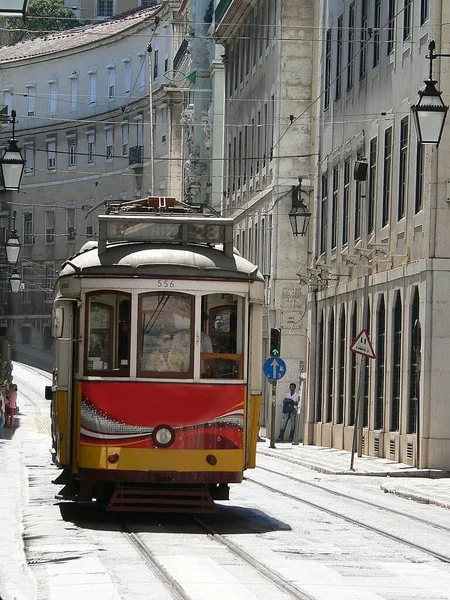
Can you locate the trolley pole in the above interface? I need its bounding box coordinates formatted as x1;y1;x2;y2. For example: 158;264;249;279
270;380;277;449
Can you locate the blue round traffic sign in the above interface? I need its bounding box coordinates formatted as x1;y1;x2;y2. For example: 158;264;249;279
263;356;287;381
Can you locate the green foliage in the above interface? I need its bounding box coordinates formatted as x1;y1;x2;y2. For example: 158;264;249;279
6;0;81;41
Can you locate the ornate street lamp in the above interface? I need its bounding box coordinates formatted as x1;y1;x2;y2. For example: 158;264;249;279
412;41;450;146
0;0;29;18
0;110;25;191
5;210;20;265
9;268;21;293
289;178;311;236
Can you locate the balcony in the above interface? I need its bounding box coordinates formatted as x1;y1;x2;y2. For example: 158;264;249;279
215;0;251;41
129;145;144;166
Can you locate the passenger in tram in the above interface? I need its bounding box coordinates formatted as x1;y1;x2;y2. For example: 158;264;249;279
145;333;187;372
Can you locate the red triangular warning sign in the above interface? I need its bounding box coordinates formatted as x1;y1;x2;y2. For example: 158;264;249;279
350;328;376;359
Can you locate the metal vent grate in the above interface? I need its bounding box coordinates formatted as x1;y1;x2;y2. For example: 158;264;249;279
361;436;365;451
389;439;395;457
374;438;379;455
407;443;413;460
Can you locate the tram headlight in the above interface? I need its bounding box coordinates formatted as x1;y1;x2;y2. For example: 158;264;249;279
152;425;175;447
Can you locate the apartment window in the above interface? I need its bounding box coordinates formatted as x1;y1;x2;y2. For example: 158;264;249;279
375;295;386;430
320;174;328;255
387;0;395;54
335;16;343;100
354;180;362;240
403;0;412;40
398;117;408;220
373;0;381;67
136;118;143;147
23;212;33;245
368;138;377;234
107;68;116;100
26;85;36;116
24;144;34;174
2;90;12;114
87;132;95;164
105;128;113;159
70;76;78;110
326;310;335;423
415;143;424;213
153;49;159;80
349;304;357;425
124;59;131;94
256;111;261;174
44;262;56;301
68;137;77;167
67;205;76;240
161;107;167;143
391;292;402;432
121;123;129;155
347;3;355;90
324;29;332;109
45;211;55;244
139;54;146;89
97;0;113;17
342;159;350;246
359;0;367;79
84;199;95;237
237;130;242;189
420;0;429;25
22;263;32;303
47;140;56;171
89;72;97;104
316;313;324;422
408;288;420;434
49;81;57;114
382;128;392;226
337;308;346;424
331;166;338;250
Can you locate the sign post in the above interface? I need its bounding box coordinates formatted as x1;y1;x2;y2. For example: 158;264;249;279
263;356;287;449
349;309;376;470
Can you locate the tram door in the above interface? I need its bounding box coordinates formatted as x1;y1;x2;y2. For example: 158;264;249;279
51;300;76;467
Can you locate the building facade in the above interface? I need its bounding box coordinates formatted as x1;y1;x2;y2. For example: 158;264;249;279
214;0;318;435
0;4;186;361
305;0;450;469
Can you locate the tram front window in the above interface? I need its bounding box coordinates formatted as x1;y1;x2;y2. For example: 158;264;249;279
139;293;193;377
85;292;130;374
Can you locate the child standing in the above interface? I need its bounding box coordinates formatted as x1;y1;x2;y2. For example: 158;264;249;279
6;383;17;428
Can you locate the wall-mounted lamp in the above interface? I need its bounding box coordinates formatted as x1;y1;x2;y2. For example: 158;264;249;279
9;268;21;293
0;110;25;192
5;210;20;265
289;178;311;236
412;41;450;146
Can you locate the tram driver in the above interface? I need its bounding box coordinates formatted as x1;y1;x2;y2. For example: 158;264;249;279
144;333;187;372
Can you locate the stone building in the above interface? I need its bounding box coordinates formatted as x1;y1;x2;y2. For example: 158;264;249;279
305;0;450;469
214;0;318;435
0;3;185;361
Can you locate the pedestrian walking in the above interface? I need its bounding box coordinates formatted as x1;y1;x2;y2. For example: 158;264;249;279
6;383;17;428
277;382;299;442
0;383;6;438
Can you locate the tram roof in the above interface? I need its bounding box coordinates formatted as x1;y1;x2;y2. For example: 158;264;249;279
58;241;264;281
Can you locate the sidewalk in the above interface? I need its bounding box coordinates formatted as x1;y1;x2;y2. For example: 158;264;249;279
257;437;450;510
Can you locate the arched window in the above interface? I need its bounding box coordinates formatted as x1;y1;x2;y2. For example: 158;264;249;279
349;304;357;425
375;295;386;430
363;301;371;427
337;307;346;424
391;292;402;431
408;288;420;434
316;312;324;422
326;309;335;423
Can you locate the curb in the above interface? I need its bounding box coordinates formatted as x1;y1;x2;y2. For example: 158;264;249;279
380;484;450;509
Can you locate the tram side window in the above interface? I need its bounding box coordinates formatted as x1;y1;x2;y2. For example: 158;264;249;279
85;292;130;374
201;294;244;379
139;292;193;377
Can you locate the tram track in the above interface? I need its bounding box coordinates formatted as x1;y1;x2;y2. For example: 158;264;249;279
117;514;315;600
12;366;52;437
246;474;450;564
256;465;450;534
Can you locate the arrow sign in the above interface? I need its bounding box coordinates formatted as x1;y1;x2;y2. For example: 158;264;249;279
263;356;287;381
350;328;376;359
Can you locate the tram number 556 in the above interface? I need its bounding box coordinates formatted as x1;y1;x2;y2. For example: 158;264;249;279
157;280;175;288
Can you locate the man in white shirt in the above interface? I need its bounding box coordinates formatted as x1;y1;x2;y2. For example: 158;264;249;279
277;382;299;442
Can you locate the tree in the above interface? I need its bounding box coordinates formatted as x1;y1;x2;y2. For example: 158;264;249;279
6;0;81;42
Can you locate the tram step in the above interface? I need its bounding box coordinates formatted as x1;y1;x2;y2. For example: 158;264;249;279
106;485;219;514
